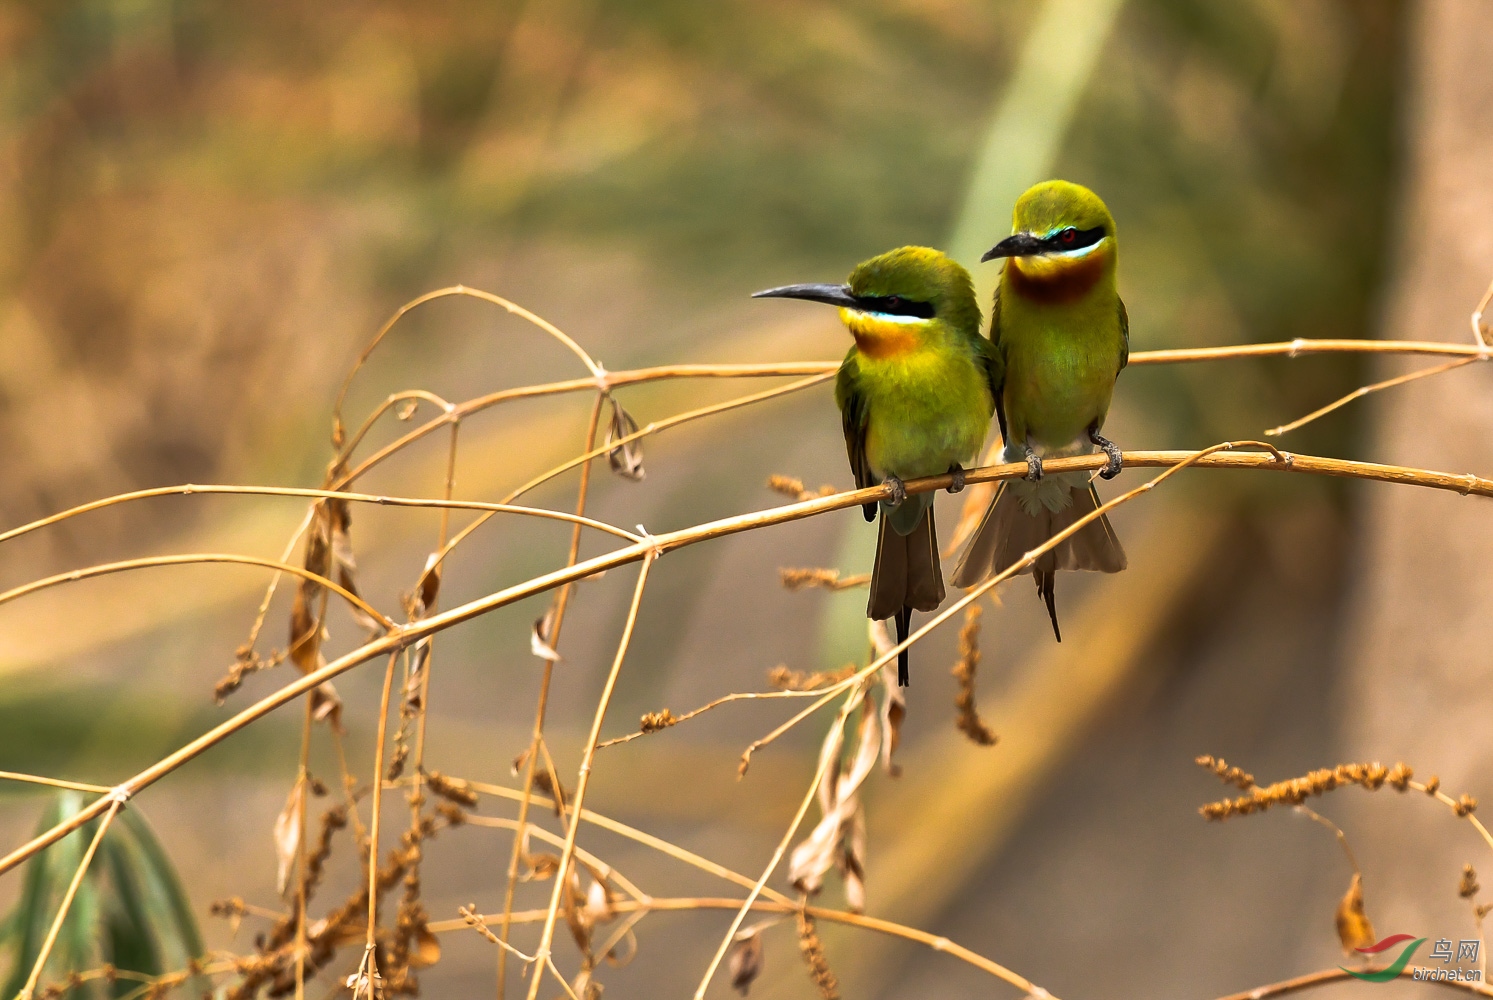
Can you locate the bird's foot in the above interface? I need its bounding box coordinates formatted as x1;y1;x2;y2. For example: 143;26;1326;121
882;475;906;508
947;464;966;494
1024;451;1044;482
1089;430;1123;480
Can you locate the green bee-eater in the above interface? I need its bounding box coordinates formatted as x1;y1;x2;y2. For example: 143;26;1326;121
952;180;1128;639
755;247;998;685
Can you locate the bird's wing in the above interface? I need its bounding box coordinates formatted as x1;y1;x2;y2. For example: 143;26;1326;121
834;351;878;521
986;285;1009;445
1117;296;1129;374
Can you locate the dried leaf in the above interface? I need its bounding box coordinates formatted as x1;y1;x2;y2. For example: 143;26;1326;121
531;610;562;663
273;778;305;897
311;682;343;730
871;622;905;776
288;502;333;674
563;864;592;952
728;924;766;995
790;685;879;899
396;400;419;420
605;396;646;481
1335;872;1375;954
328;499;381;634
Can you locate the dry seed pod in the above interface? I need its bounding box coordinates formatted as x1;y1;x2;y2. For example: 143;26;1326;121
1335;872;1375;955
605;395;645;480
728;925;767;995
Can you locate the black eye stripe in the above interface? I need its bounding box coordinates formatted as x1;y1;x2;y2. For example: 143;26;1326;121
1046;226;1106;253
856;295;936;318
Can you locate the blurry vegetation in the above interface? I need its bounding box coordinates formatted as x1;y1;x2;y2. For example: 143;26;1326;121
0;795;203;999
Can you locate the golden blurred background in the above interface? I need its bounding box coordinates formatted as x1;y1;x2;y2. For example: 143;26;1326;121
5;0;1493;997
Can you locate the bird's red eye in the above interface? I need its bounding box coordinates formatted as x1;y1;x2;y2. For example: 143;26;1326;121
1061;228;1076;244
887;295;902;307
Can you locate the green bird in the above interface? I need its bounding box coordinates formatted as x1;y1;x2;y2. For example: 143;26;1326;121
951;180;1128;639
754;247;998;685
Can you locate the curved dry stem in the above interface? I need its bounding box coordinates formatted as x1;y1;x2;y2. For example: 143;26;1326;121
0;484;641;548
431;896;1043;993
0;772;112;794
426;372;834;582
0;553;393;630
334;390;455;469
1266;356;1482;437
8;445;1493;878
332;286;603;445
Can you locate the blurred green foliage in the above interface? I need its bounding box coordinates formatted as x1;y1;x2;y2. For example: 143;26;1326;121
1;794;204;999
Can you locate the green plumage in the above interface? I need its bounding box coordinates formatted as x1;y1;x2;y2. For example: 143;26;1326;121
757;246;995;684
953;180;1129;638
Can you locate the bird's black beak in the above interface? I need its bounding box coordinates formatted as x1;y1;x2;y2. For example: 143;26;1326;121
981;232;1048;262
751;283;860;309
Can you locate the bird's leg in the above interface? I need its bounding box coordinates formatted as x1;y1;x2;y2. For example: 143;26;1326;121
1023;446;1044;482
947;463;966;494
882;474;906;508
1088;424;1123;480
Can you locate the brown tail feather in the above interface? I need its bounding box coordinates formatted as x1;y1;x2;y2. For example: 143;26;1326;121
951;482;1126;629
868;506;944;685
868;505;944;620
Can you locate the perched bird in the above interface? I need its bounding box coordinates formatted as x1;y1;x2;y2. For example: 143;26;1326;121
951;180;1128;639
754;247;997;685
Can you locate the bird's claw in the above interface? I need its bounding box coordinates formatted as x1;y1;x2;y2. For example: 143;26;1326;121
1024;452;1044;482
947;465;966;494
882;475;906;508
1090;431;1123;480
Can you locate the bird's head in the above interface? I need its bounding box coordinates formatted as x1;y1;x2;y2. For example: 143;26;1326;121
752;247;979;358
982;180;1117;289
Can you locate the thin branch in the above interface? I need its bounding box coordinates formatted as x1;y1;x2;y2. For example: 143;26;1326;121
596;688;832;750
524;554;655;1000
431;896;1047;991
1266;356;1482;436
0;773;112;794
8;445;1493;877
0;553;394;630
332;286;604;446
0;484;641;548
424;373;834;582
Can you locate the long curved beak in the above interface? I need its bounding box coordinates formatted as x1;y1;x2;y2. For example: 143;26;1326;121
751;283;859;308
981;232;1048;261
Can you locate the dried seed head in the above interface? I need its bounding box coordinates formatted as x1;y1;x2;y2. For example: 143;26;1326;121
796;910;840;1000
728;927;765;996
778;568;869;592
1200;761;1419;820
640;708;678;733
768;664;857;692
1195;755;1255;791
424;770;479;807
1461;864;1481;899
767;475;836;502
1387;762;1413;790
1335;872;1375;955
952;605;997;747
1456;794;1478;817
